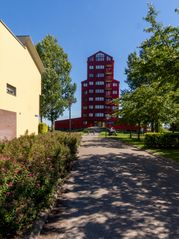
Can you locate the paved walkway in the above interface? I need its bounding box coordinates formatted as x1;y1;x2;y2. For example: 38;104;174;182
38;135;179;239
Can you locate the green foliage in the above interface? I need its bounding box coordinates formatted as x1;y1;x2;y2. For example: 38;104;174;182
38;122;48;134
0;132;81;238
144;132;179;148
121;3;179;133
36;35;76;130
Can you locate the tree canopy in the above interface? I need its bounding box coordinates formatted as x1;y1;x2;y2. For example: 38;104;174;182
119;3;179;132
36;35;76;130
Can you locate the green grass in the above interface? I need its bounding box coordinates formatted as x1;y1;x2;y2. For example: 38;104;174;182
148;148;179;162
100;132;179;162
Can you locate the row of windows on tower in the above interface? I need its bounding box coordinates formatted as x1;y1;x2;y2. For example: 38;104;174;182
83;105;117;110
83;82;118;87
89;65;112;70
83;113;105;117
88;73;112;78
83;90;118;94
88;53;112;62
83;112;115;118
89;73;106;78
84;97;114;102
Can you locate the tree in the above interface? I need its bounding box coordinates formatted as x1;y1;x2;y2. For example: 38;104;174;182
36;35;75;130
123;4;179;132
118;83;174;135
125;4;179;91
65;83;77;132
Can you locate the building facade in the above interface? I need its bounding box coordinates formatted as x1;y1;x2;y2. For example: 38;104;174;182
81;51;119;128
0;20;44;140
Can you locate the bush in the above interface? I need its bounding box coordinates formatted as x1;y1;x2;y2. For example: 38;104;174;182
144;132;179;148
38;122;48;134
0;132;81;238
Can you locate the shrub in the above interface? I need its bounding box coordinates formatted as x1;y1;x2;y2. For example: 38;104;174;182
0;132;81;238
144;132;179;148
38;122;48;134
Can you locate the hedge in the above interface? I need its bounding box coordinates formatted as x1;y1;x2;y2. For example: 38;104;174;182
0;132;81;238
144;132;179;148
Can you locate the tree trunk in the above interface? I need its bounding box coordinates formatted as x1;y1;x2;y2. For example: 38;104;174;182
137;122;141;140
51;119;54;132
69;104;72;132
151;121;154;132
155;120;159;132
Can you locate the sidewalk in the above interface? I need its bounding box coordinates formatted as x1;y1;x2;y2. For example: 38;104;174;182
37;135;179;239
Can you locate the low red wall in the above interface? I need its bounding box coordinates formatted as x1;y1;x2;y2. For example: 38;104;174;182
55;117;83;130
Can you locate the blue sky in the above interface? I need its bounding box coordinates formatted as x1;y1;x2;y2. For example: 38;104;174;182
1;0;178;120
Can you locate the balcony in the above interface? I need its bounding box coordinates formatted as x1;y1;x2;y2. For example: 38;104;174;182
105;86;112;90
105;71;112;75
105;76;112;82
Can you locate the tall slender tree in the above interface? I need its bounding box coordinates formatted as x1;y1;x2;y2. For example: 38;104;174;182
36;35;75;130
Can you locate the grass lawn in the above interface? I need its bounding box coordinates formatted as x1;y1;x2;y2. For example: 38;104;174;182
100;132;179;162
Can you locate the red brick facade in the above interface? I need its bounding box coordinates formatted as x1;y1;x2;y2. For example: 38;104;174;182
81;51;119;127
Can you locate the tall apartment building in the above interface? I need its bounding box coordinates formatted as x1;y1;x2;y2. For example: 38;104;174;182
81;51;119;127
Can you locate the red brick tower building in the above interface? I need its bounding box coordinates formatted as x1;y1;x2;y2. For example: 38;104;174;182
81;51;119;128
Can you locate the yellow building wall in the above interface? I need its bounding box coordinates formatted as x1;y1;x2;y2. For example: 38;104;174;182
0;22;41;137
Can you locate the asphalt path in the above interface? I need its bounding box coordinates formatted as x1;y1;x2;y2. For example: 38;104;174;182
37;135;179;239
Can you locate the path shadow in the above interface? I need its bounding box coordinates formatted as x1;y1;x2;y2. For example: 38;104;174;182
39;137;179;239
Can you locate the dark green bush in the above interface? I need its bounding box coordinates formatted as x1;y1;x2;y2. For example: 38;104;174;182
144;132;179;148
0;132;81;238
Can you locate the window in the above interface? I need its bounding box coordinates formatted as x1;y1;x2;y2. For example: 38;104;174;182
95;105;104;109
89;113;93;117
89;105;93;109
89;97;93;101
89;65;94;69
112;106;118;110
96;73;104;77
96;53;104;61
106;56;112;61
113;83;118;87
83;83;87;87
106;83;111;88
89;57;94;62
105;114;111;118
83;106;87;110
96;65;104;69
112;90;117;94
96;81;104;85
95;113;104;117
95;97;104;101
89;89;94;93
89;81;94;85
83;121;87;125
7;84;16;96
84;90;88;94
89;73;94;78
95;89;104;93
83;114;87;117
106;91;111;96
